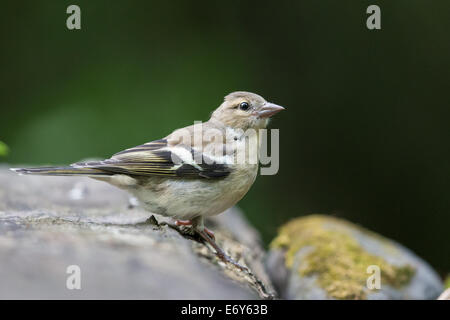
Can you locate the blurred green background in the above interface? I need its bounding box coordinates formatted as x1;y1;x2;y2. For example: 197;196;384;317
1;1;449;274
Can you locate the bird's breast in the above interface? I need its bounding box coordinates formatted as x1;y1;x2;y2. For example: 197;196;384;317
131;163;258;220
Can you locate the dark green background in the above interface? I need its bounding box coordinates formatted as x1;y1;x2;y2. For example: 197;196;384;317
1;1;449;274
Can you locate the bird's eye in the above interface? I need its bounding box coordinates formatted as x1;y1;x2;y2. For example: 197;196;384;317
239;102;250;111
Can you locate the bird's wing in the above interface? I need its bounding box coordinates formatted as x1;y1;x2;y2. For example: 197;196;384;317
73;139;231;179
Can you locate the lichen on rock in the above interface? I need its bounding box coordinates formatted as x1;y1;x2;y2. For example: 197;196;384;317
444;275;450;289
270;215;416;299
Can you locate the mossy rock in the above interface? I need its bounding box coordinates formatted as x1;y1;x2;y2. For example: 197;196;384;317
266;215;443;300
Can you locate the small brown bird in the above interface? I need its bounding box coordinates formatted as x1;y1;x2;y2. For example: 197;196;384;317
12;91;285;267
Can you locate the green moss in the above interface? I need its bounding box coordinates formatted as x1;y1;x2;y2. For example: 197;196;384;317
271;215;415;299
444;275;450;289
0;141;9;157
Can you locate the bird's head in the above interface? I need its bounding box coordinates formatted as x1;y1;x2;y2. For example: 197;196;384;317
210;91;285;130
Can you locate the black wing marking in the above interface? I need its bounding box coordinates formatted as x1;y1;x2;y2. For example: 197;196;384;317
73;139;231;179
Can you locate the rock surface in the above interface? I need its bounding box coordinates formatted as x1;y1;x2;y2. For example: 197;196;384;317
0;168;275;299
438;288;450;300
266;215;443;300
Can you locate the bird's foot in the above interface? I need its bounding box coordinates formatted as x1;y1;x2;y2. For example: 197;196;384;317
195;229;248;273
176;219;215;240
173;219;246;272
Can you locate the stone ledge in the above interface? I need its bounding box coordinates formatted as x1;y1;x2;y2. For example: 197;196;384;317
0;167;275;299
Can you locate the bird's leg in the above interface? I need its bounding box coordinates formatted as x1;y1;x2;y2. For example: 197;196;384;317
191;216;248;272
175;219;215;240
175;219;192;226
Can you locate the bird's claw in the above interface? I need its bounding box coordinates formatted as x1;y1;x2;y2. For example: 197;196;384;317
176;219;215;240
173;219;246;272
195;229;248;273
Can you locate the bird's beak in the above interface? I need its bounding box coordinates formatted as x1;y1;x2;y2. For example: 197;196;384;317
257;103;285;118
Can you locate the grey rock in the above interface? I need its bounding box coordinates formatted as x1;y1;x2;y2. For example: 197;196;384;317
437;288;450;300
266;215;443;300
0;167;274;299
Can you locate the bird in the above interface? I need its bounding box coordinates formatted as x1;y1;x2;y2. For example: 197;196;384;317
11;91;285;268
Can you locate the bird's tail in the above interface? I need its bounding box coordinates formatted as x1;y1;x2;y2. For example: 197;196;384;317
10;166;113;177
